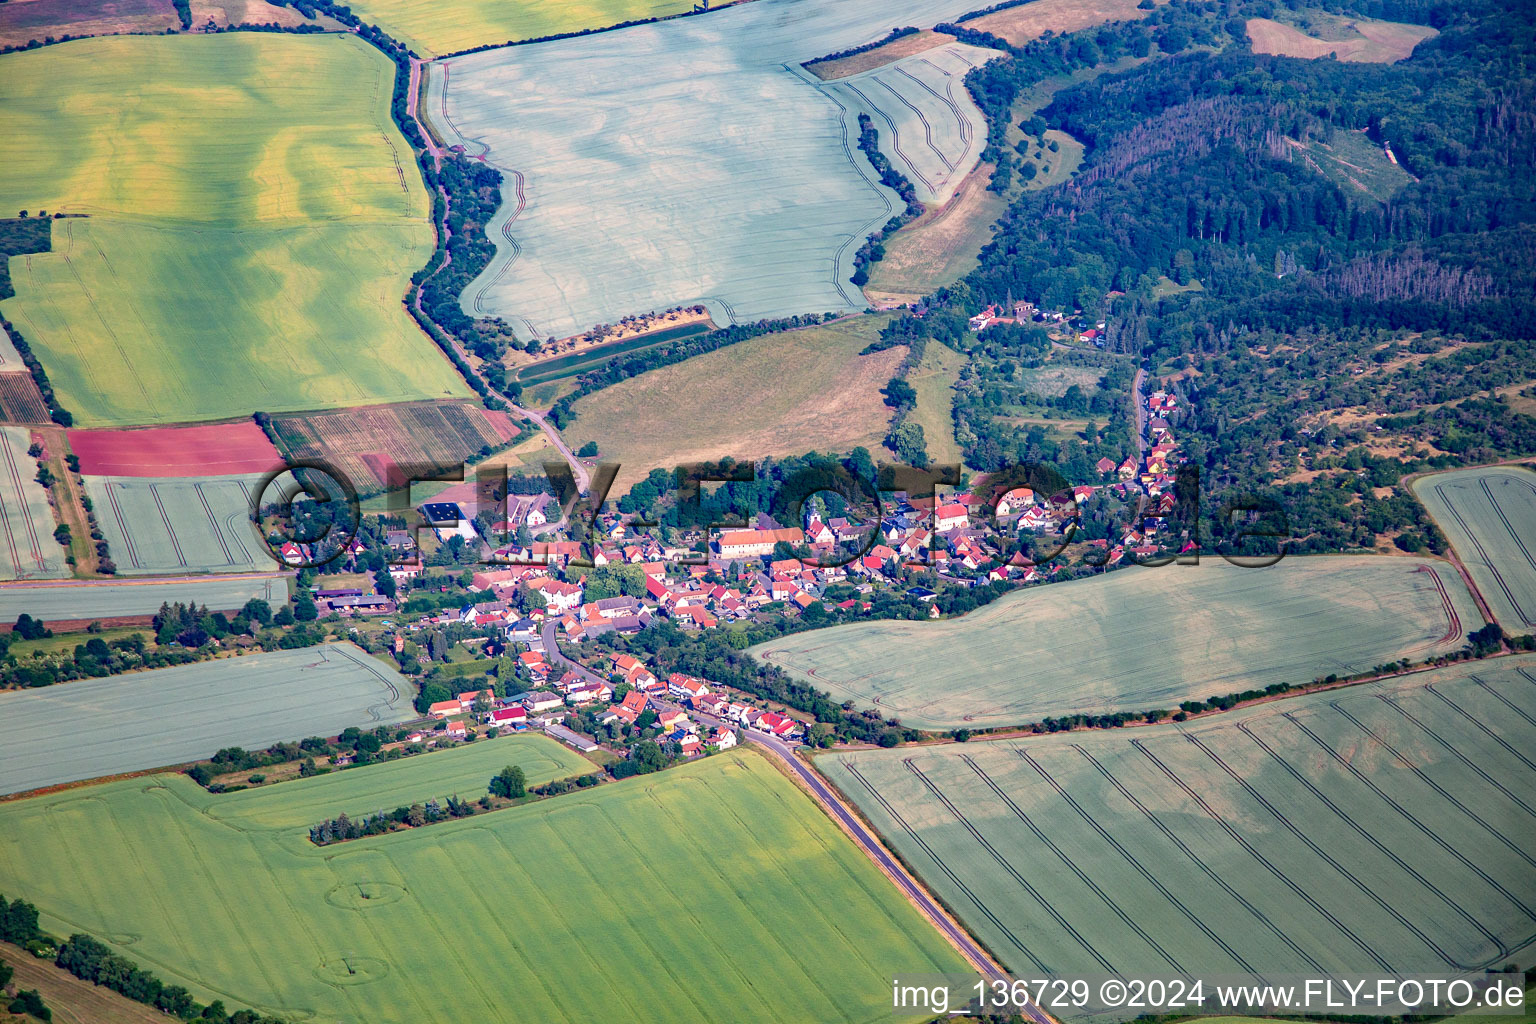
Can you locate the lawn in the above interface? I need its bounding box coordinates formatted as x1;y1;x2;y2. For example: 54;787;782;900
0;33;467;427
0;749;967;1023
565;315;904;491
1413;465;1536;631
0;642;412;795
818;656;1536;1014
345;0;695;58
425;0;988;341
750;555;1481;730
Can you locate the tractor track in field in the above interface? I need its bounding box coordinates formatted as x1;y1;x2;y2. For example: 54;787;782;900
1424;681;1536;774
903;756;1118;971
102;481;139;569
846;81;936;195
838;759;1048;973
194;482;235;565
1238;717;1514;956
1002;750;1253;972
1377;693;1536;818
871;75;956;174
1073;744;1325;971
963;753;1183;970
0;440;28;576
1412;562;1462;645
1433;480;1535;627
1131;738;1393;970
1182;728;1470;968
148;483;188;568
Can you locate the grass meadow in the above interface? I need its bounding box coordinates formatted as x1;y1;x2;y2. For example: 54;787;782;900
0;749;966;1024
1413;465;1536;632
0;34;466;427
751;556;1481;730
818;656;1536;1014
565;315;903;490
0;642;411;795
905;338;966;467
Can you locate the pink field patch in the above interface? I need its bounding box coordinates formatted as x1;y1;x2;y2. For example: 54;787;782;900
483;409;518;442
68;421;285;477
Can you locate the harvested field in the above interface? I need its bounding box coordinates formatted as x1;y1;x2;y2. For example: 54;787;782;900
565;315;902;491
806;29;959;81
0;939;168;1024
0;373;50;425
0;0;178;47
0;426;67;582
0;573;288;625
826;43;1000;207
1246;16;1437;62
751;556;1481;730
966;0;1155;48
68;421;283;477
0;34;465;427
819;656;1536;1014
344;0;697;59
866;162;1007;298
270;401;518;493
83;472;275;575
1413;465;1536;631
426;0;988;341
0;749;966;1023
0;642;412;795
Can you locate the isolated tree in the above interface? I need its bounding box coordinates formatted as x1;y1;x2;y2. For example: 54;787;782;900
489;765;526;799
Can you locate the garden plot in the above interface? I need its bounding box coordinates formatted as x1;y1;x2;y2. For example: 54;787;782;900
0;426;68;581
0;642;412;795
751;556;1480;730
0;574;288;625
84;473;274;575
825;43;997;206
819;656;1536;1012
426;0;990;341
1413;465;1536;631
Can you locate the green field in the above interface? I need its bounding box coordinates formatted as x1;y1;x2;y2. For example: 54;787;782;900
203;734;598;829
819;656;1536;1017
0;749;966;1023
0;33;467;427
1412;465;1536;632
0;426;68;581
751;556;1480;730
0;574;288;624
566;315;903;490
348;0;694;57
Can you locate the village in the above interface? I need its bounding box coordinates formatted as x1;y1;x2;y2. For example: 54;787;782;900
269;367;1190;763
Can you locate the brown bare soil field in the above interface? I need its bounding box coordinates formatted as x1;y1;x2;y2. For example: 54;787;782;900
1;941;168;1024
188;0;313;27
805;29;958;80
565;315;903;491
0;373;50;425
1246;16;1436;62
0;0;178;45
867;162;1007;299
271;400;516;493
968;0;1156;47
68;421;282;477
